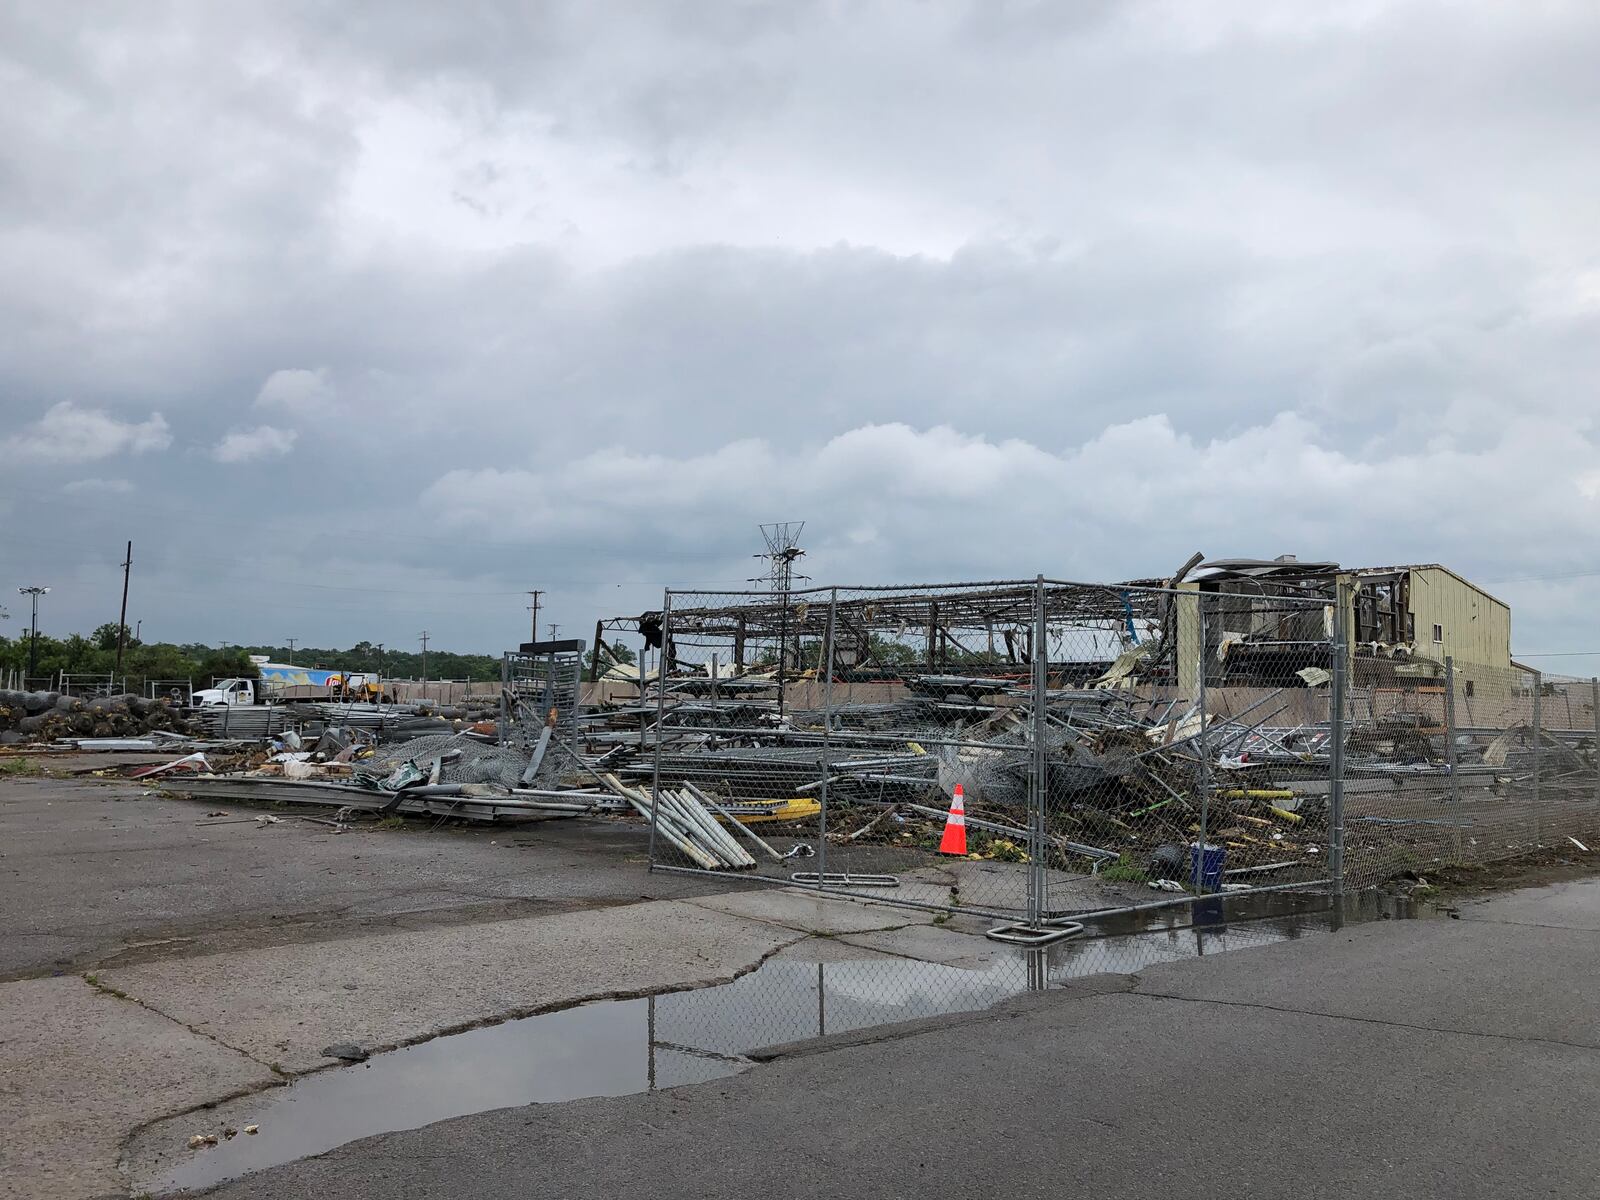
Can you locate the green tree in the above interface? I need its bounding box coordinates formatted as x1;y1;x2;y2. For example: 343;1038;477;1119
584;641;637;673
91;623;139;652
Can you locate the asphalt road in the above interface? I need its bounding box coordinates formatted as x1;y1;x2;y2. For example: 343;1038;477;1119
203;879;1600;1200
0;772;727;979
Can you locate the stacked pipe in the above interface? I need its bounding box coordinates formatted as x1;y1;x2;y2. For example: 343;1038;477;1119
600;773;756;870
188;706;294;738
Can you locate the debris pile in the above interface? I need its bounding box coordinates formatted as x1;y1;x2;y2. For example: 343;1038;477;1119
632;671;1333;881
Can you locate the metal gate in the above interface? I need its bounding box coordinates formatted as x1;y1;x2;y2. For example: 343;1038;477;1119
501;638;586;780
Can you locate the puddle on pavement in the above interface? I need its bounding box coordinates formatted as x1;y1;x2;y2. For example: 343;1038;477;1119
152;889;1428;1195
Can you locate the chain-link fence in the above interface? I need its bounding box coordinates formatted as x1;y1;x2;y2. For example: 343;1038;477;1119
1339;645;1600;882
635;572;1600;927
639;577;1346;933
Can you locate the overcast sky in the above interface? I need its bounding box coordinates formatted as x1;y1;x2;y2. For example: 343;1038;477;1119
3;1;1599;671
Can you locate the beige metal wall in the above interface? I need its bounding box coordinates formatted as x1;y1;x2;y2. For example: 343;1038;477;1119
1406;567;1511;676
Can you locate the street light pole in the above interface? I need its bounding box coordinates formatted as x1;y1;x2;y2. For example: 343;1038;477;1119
18;587;48;680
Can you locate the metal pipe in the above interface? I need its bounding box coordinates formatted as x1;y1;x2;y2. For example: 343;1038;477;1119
1030;574;1048;925
1329;580;1349;897
1193;592;1210;893
684;781;788;862
664;785;752;866
1444;655;1462;860
664;788;751;866
607;773;720;870
818;590;838;886
1532;670;1543;847
648;591;671;868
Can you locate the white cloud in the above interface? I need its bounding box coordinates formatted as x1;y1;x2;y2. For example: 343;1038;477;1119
4;3;1600;658
213;425;299;463
422;413;1600;593
255;368;335;415
62;477;134;494
5;402;170;463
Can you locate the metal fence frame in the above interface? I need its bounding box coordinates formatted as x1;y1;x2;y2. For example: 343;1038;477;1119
645;576;1341;933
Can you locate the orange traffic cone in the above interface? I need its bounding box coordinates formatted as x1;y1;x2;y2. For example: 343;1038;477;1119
938;785;968;856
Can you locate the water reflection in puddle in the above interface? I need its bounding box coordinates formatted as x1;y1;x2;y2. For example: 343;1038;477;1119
153;889;1423;1194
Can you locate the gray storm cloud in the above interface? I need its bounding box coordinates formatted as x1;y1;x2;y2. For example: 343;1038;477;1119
1;1;1597;666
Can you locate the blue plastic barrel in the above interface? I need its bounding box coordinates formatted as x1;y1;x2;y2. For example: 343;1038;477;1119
1189;842;1225;892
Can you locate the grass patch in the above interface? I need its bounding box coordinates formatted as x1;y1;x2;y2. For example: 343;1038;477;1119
0;757;39;776
964;834;1029;863
373;815;407;831
1098;854;1151;885
83;973;131;1001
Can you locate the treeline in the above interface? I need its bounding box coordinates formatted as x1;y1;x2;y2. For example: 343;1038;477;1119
0;625;258;691
0;627;510;691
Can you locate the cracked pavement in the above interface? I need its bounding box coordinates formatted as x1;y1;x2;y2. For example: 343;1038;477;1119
197;880;1600;1200
0;773;943;1199
6;772;1600;1199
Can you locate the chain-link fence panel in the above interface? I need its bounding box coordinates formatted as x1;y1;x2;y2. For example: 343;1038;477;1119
645;577;1347;926
1169;585;1336;902
804;580;1047;922
637;587;833;883
1340;659;1600;880
642;571;1600;919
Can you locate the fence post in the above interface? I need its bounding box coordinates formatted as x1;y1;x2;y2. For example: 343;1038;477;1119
1592;678;1599;819
498;653;508;747
1444;656;1462;861
1531;670;1543;848
817;590;838;888
1329;580;1348;899
1028;576;1048;925
648;590;671;869
1193;590;1211;893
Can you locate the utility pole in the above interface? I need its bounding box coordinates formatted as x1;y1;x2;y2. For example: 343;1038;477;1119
374;642;384;676
286;637;298;658
115;541;132;672
419;631;430;689
547;623;560;640
18;587;48;680
527;591;543;643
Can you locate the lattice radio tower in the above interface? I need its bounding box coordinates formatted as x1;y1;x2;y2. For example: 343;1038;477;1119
754;522;809;593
